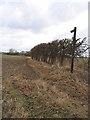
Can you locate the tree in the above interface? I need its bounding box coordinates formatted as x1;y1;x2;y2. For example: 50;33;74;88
30;37;89;66
8;48;19;55
9;48;17;54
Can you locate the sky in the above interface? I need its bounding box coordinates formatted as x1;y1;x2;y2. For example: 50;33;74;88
0;0;89;52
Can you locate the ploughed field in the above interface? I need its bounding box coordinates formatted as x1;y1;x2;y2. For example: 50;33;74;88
2;54;88;118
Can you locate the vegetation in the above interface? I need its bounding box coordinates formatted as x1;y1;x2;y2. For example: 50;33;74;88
2;35;89;118
2;54;88;118
30;37;88;65
3;49;30;56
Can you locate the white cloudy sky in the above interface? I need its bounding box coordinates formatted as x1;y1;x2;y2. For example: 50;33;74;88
0;0;89;52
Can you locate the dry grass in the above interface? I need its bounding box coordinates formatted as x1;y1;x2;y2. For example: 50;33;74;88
2;55;88;118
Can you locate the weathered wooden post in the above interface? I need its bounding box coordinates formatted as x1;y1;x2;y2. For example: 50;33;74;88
70;27;77;73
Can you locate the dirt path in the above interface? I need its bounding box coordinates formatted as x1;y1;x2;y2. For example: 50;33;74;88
2;55;41;117
2;56;39;81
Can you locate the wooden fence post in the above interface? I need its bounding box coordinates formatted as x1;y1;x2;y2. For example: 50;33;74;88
70;27;77;73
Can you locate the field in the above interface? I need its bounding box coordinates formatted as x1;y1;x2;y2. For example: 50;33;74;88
2;54;88;118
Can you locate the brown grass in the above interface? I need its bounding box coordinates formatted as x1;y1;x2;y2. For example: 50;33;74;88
2;55;88;118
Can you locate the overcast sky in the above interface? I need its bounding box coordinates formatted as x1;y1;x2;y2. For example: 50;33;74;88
0;0;89;52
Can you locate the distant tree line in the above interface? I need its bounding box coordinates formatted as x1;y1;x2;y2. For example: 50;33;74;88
4;48;30;56
30;37;88;65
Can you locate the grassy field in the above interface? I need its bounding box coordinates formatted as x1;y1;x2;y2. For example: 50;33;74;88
2;54;88;118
